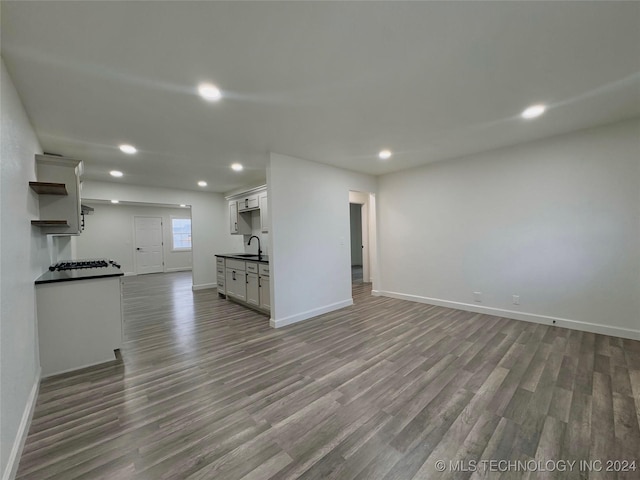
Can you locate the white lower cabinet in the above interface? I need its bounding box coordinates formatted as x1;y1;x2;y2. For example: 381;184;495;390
217;256;270;314
216;257;225;294
259;275;270;311
225;267;246;301
36;276;123;377
246;273;260;307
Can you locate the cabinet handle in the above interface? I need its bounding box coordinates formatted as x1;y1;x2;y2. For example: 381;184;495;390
232;271;236;281
246;273;249;284
245;199;248;207
258;277;262;288
234;222;237;231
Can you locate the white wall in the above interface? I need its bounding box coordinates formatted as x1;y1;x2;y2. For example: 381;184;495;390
377;119;640;340
80;181;239;289
243;209;269;255
0;59;47;480
75;202;193;275
267;153;377;327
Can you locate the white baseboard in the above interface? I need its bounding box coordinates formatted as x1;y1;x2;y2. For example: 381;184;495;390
377;290;640;341
41;357;120;379
270;298;353;328
3;368;41;480
165;267;192;273
192;283;217;291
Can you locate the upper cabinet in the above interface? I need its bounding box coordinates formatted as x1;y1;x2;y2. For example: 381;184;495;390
237;193;259;212
229;200;251;235
30;154;83;235
259;191;268;233
227;186;267;235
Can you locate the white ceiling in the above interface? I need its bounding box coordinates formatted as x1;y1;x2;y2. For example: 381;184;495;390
2;1;639;193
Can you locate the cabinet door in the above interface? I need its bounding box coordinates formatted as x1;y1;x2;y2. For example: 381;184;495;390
259;192;268;233
229;201;238;234
235;271;247;301
238;194;259;212
225;268;236;297
216;259;226;295
259;275;271;311
246;273;259;306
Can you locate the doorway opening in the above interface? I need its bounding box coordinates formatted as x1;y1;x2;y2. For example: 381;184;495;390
349;190;375;294
74;200;193;283
350;203;364;284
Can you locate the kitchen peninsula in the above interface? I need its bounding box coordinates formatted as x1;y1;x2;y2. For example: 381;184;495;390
35;260;124;376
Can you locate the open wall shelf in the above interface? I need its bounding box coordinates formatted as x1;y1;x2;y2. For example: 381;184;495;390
31;220;70;227
29;182;68;195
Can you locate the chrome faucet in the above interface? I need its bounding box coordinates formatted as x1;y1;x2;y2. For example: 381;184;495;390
248;235;262;259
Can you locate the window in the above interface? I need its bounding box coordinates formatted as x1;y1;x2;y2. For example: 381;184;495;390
171;217;192;251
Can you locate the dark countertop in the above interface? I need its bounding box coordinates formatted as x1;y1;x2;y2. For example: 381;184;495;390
216;253;269;264
35;264;124;285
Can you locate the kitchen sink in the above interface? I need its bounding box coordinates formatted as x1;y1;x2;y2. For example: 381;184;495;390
232;253;259;257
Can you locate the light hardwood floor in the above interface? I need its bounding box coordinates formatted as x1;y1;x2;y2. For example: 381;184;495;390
17;272;640;479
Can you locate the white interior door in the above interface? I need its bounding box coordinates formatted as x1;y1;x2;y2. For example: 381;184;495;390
134;216;164;274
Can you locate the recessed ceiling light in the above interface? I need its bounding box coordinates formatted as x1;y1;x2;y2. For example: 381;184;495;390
379;149;392;160
521;104;546;119
231;163;243;172
119;144;137;154
179;204;187;207
111;199;119;204
197;180;208;187
110;170;124;177
198;83;222;102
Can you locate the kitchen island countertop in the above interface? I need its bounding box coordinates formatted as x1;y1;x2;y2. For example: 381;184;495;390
35;264;124;284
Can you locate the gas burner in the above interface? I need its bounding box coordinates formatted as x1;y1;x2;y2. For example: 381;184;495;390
49;260;111;271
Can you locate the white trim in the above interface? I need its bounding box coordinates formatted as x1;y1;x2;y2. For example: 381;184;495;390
3;367;41;480
377;290;640;341
41;358;119;379
270;298;353;328
192;283;217;291
165;267;192;273
124;271;137;277
225;184;267;200
169;216;192;252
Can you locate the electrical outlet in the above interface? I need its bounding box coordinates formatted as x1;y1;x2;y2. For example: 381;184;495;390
512;295;520;305
473;292;482;302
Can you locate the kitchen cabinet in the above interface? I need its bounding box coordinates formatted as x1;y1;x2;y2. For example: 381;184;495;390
30;154;83;235
246;273;260;307
226;267;246;301
36;275;123;377
259;275;271;311
225;258;246;301
259;191;268;233
246;262;260;306
229;201;251;235
216;257;225;294
237;194;259;212
226;186;267;235
258;263;270;310
216;255;270;315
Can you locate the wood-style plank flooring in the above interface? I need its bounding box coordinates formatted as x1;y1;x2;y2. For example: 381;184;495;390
17;272;640;479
